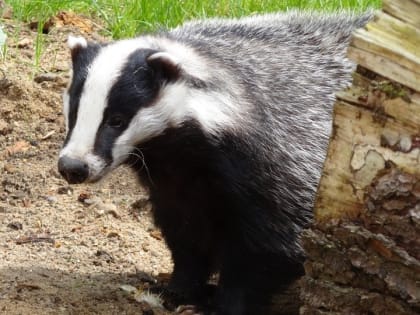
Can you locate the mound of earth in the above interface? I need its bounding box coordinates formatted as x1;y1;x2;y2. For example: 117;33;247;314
0;14;173;315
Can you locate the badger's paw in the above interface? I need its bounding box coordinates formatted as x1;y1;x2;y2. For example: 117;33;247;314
176;305;202;315
176;304;217;315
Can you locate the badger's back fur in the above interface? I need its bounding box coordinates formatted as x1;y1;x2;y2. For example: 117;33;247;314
58;11;372;314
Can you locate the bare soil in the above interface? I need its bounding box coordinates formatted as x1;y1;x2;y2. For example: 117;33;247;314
0;16;173;315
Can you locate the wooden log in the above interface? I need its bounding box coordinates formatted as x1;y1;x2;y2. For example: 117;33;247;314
383;0;420;29
315;70;420;222
349;12;420;92
301;0;420;314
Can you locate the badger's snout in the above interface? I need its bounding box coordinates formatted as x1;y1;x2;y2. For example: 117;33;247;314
58;156;89;184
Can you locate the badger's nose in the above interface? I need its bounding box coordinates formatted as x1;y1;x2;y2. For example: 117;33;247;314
58;156;89;184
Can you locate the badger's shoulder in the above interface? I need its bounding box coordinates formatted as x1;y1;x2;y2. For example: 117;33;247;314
169;10;373;44
161;10;372;98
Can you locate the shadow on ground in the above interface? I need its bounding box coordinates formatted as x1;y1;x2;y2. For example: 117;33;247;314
0;266;166;314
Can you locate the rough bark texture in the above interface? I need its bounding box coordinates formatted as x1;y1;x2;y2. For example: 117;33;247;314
300;0;420;314
271;280;302;315
301;165;420;315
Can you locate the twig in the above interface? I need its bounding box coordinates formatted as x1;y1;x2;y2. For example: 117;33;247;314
15;234;55;245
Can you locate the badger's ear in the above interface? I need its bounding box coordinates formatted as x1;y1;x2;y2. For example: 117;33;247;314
147;52;181;82
67;35;88;63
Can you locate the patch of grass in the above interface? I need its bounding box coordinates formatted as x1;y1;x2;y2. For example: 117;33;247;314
1;0;381;70
4;0;381;39
33;21;44;68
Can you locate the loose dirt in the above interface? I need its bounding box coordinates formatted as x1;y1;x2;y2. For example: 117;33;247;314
0;15;173;315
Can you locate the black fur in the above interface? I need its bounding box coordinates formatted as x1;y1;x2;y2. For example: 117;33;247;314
126;121;305;314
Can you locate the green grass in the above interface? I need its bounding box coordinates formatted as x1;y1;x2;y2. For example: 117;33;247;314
4;0;381;39
1;0;381;70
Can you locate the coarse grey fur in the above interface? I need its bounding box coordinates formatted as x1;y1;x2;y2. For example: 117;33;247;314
163;10;372;252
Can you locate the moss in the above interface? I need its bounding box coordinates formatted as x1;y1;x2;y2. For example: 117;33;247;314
375;81;411;103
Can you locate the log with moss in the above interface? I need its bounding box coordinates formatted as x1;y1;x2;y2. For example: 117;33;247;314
300;0;420;314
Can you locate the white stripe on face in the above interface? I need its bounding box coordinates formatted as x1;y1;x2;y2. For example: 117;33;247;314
62;91;70;133
60;38;151;162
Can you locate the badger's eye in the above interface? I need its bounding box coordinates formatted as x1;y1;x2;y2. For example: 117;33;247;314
107;116;125;128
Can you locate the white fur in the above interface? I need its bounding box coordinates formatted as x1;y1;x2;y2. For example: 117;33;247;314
134;291;164;308
67;35;87;50
84;153;107;181
148;51;180;66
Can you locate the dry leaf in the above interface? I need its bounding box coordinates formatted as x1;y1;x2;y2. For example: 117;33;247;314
149;230;163;240
52;11;93;34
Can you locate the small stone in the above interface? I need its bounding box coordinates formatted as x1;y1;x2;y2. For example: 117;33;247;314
29;140;39;147
57;186;73;195
399;135;412;152
78;192;92;203
84;197;99;205
7;221;23;230
3;163;16;173
381;129;399;147
45;195;57;203
0;119;12;135
107;231;120;238
142;242;150;252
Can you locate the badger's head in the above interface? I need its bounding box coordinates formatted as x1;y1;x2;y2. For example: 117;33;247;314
58;35;235;184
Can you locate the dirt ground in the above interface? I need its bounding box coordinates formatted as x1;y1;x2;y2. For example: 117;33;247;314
0;14;174;315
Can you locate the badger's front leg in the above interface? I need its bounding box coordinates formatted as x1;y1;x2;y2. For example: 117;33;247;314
167;248;214;305
153;205;217;309
215;247;304;315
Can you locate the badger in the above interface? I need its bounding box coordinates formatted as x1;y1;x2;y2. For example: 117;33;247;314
58;10;372;314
